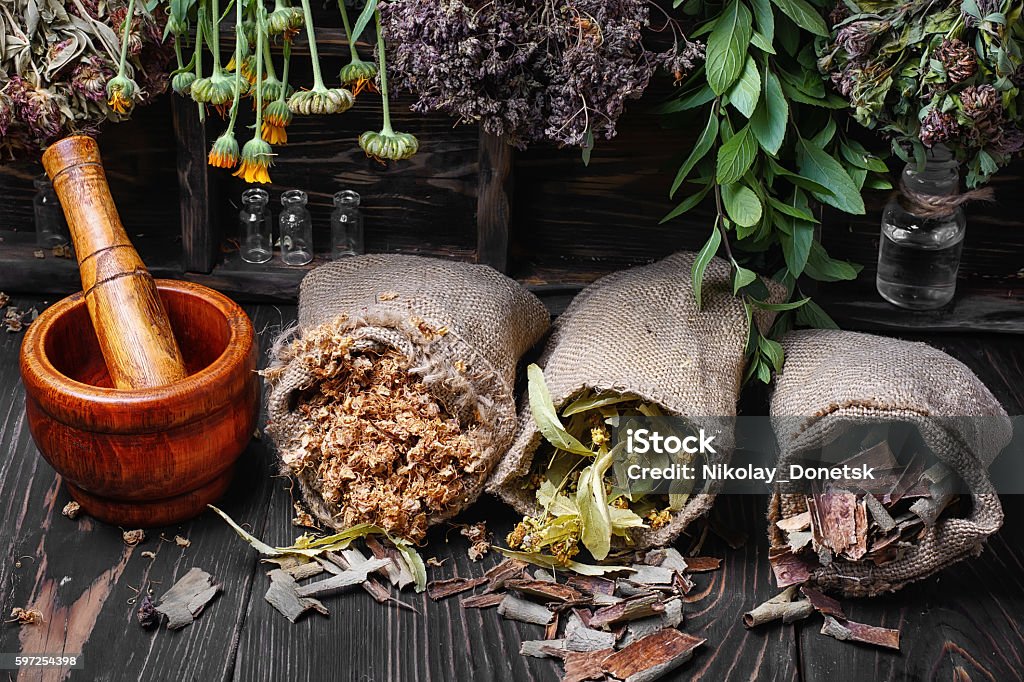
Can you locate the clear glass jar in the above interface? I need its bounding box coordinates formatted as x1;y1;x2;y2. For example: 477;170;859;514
239;188;273;264
330;190;364;258
279;189;313;266
877;146;965;310
33;175;69;247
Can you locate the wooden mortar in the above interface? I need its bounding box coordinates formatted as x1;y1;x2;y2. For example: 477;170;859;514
20;136;259;526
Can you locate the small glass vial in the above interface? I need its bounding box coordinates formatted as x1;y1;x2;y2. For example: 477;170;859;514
33;175;69;247
330;190;364;258
877;145;965;310
279;189;313;266
239;188;273;263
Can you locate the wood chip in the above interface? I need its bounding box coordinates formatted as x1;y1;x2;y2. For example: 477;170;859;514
484;558;528;592
589;593;664;628
602;629;705;682
426;576;487;601
154;567;222;630
561;648;614;682
497;593;555;625
460;592;505;609
564;614;617;652
800;585;845;619
811;492;860;557
820;615;900;650
265;569;329;623
683;556;721;573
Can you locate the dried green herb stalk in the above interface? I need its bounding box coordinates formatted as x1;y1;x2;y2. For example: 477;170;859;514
505;365;697;565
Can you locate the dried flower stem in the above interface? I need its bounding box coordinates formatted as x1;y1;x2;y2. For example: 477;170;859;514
299;0;328;91
374;10;393;136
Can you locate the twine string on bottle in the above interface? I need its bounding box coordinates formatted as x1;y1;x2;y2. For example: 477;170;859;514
897;176;995;220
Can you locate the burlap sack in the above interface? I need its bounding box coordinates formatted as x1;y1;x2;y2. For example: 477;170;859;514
489;251;781;548
265;254;550;532
768;329;1012;596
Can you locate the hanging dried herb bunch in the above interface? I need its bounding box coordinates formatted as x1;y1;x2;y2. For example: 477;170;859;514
379;0;704;150
0;0;170;159
504;366;695;566
819;0;1024;186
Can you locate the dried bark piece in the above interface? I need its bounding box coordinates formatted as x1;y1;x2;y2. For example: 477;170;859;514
520;639;567;659
426;576;487;601
484;558;528;592
322;551;406;603
643;547;689;574
862;494;897;533
567;575;617;596
884;452;926;504
589;593;664;628
602;629;705;682
506;579;583;603
820;615;900;651
799;586;845;619
768;547;813;588
743;586;814;628
284;561;326;581
265;569;329;623
620;598;684;647
565;625;617;652
810;492;859;558
365;536;411;587
683;556;721;573
460;592;505;609
672;571;695;595
909;463;958;526
775;511;811;533
561;648;614;682
497;594;555;625
155;567;222;630
545;612;561;640
787;530;813;552
846;497;869;561
295;558;392;598
626;564;675;585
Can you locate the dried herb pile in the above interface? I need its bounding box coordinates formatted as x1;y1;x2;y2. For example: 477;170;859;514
768;437;964;590
265;326;479;543
0;0;170;158
428;550;718;682
504;365;696;567
380;0;703;150
819;0;1024;187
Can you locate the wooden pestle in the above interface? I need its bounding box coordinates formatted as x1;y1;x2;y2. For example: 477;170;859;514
42;136;187;389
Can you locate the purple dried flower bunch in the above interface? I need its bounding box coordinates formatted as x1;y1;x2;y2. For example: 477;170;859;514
819;0;1024;186
0;0;170;159
379;0;703;149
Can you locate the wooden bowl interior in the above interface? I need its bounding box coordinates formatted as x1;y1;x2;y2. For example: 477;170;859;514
44;288;232;388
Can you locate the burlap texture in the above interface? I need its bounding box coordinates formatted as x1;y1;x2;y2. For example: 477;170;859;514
265;254;550;531
768;329;1011;597
488;251;781;548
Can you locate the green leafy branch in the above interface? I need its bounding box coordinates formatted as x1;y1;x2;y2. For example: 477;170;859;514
662;0;889;382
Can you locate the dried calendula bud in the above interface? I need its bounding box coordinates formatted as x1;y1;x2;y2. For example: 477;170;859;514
267;4;303;35
61;501;81;519
123;529;146;546
287;88;354;116
105;74;138;115
339;60;378;96
172;71;197;96
358;129;419;162
9;607;43;625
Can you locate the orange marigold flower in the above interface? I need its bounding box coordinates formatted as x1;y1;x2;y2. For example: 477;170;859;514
232;137;273;184
207;131;240;169
105;75;137;115
262;121;288;145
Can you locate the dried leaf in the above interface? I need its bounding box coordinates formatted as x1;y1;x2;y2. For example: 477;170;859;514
527;364;593;456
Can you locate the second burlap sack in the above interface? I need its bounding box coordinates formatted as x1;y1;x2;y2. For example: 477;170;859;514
265;254;550;539
489;251;781;548
768;329;1011;596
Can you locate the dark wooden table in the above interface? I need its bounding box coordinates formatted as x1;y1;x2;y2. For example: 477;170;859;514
1;298;1021;682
